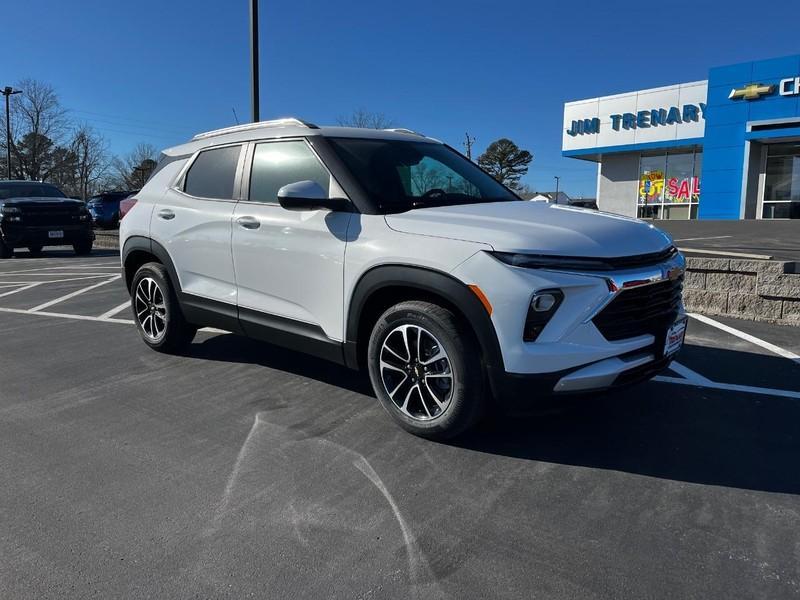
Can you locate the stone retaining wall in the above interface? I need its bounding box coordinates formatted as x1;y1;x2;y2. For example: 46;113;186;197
683;257;800;326
94;230;119;250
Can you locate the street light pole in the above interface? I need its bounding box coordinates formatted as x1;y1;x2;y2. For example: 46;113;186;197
553;175;560;204
249;0;260;123
2;86;22;180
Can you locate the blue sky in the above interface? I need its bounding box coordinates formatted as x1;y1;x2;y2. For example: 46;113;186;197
5;0;800;196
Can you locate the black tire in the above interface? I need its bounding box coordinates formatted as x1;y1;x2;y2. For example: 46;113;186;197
130;262;197;353
367;300;485;440
27;245;43;256
73;239;93;256
0;239;13;259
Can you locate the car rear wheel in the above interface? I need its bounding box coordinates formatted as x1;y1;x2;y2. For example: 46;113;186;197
367;300;485;440
131;262;196;352
73;239;93;255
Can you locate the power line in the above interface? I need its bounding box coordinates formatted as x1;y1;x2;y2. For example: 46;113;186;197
67;108;195;133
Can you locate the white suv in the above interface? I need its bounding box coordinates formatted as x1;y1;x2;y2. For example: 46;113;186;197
120;118;686;439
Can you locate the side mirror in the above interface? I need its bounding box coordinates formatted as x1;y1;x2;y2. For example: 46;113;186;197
277;180;349;212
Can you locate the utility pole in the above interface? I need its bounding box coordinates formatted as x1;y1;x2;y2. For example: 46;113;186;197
463;132;476;160
249;0;260;122
553;175;560;205
2;86;22;180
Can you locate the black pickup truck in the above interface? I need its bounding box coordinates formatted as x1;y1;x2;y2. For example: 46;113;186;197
0;181;94;258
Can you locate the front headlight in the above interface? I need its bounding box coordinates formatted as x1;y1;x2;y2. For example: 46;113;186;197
490;251;616;271
0;206;22;222
489;247;678;271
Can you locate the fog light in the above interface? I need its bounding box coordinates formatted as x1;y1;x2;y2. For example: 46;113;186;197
524;289;564;342
531;292;557;312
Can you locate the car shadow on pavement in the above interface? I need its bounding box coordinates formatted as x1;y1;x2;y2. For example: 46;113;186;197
187;333;374;396
188;336;800;495
457;344;800;495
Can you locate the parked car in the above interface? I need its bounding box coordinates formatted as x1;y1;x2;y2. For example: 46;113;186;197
86;190;135;228
0;181;94;258
120;118;686;439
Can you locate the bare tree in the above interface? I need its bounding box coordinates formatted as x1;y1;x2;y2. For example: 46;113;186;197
337;108;395;129
109;143;159;190
9;79;69;181
71;124;109;200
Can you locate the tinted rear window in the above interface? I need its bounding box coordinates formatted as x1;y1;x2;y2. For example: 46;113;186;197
184;145;241;199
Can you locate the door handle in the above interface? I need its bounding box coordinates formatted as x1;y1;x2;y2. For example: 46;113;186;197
236;215;261;230
157;209;175;220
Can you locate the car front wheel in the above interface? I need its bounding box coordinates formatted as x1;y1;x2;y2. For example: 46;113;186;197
131;262;196;353
367;300;485;440
0;239;13;259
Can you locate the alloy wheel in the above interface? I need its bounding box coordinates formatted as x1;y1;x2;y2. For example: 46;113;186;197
134;277;167;342
379;324;454;420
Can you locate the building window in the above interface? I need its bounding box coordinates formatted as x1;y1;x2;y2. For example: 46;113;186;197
762;143;800;219
637;150;701;219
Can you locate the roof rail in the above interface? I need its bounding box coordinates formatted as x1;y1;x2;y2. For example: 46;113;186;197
192;118;319;141
383;128;424;136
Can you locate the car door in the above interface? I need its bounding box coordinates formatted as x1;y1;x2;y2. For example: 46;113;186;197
231;138;352;343
151;143;244;308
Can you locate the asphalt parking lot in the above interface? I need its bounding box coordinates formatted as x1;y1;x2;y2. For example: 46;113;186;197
1;251;799;599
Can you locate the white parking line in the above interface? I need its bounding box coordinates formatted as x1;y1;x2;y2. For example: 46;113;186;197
0;275;119;285
672;235;733;242
678;248;773;260
668;361;712;384
29;275;122;313
654;375;800;399
0;266;119;275
97;301;131;320
0;305;230;334
0;282;43;298
0;272;120;279
0;305;134;325
689;313;800;364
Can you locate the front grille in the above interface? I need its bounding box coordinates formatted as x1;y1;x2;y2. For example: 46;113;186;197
593;276;683;341
20;207;81;227
602;246;678;270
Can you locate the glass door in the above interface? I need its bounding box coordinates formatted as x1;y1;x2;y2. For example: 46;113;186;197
762;143;800;219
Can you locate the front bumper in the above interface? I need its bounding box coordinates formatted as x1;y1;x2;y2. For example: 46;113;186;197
451;249;686;401
488;353;674;413
1;224;94;248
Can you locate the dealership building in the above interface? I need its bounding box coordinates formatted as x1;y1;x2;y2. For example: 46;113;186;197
562;54;800;220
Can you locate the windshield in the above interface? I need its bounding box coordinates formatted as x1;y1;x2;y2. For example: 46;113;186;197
0;183;66;200
327;138;519;213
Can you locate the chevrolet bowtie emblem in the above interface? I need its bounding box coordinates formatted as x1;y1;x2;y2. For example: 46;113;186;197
729;83;775;100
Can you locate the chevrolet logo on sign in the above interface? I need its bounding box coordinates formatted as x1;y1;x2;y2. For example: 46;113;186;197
728;83;775;100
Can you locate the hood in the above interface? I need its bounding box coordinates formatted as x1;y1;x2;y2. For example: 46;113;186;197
384;201;673;257
0;197;83;208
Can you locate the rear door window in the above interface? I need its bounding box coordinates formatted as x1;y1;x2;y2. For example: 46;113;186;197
184;145;242;200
